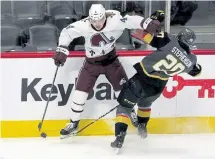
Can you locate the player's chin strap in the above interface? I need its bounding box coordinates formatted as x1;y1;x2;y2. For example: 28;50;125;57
72;105;119;135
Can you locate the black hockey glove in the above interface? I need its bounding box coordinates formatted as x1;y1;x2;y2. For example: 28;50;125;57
53;46;69;67
188;63;202;77
150;10;165;23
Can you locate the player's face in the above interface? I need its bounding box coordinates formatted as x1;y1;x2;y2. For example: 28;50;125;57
90;16;106;30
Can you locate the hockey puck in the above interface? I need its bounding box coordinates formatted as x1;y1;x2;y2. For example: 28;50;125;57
41;132;47;138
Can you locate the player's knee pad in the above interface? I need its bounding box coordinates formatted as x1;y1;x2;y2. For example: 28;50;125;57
115;105;133;127
70;90;88;121
138;103;152;109
117;84;139;109
116;105;133;116
71;90;88;112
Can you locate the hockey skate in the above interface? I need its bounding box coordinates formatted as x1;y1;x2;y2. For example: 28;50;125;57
60;120;79;139
129;109;138;128
111;132;126;154
137;123;148;139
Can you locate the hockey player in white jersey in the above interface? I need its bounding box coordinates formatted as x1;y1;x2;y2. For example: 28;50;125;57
52;4;161;139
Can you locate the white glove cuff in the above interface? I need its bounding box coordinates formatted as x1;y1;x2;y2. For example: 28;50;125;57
56;46;69;56
142;18;153;30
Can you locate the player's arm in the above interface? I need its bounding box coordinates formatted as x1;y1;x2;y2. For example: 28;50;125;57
121;14;144;29
145;10;172;48
120;10;165;37
122;14;161;35
184;53;202;77
131;10;170;48
53;21;83;66
106;10;144;30
148;31;171;49
132;30;171;49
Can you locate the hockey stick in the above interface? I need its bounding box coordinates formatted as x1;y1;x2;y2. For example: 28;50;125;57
38;66;59;133
73;105;119;135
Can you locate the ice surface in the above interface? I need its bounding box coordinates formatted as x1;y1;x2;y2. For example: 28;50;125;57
1;134;215;159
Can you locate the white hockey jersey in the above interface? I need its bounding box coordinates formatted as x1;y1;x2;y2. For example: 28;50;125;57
58;10;145;58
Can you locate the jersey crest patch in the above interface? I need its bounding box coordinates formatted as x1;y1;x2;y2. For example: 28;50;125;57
90;33;115;47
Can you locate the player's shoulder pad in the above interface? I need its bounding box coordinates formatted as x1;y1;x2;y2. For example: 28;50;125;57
65;18;89;30
105;10;121;19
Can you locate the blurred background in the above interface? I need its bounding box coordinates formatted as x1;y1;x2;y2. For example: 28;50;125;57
1;0;215;52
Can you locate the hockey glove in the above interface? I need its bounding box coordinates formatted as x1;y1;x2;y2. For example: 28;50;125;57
188;63;202;77
142;18;161;36
150;10;165;23
53;46;69;67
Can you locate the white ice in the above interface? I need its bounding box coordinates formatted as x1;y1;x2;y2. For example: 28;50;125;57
1;134;215;159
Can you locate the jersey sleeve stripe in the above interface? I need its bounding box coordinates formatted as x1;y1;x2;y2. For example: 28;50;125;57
140;61;168;81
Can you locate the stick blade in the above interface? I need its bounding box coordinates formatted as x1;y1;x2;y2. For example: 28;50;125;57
38;122;42;131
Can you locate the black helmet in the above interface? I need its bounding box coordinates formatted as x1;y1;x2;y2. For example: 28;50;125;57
176;28;196;46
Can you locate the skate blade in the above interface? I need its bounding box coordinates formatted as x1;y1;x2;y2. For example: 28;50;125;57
137;133;147;139
113;148;121;155
60;132;77;139
60;130;78;139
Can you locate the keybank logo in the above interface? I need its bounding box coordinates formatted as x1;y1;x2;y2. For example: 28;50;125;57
21;78;117;106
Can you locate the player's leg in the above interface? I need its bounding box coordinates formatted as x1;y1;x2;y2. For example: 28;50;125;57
136;94;161;139
130;106;138;127
136;80;167;138
105;58;139;126
60;60;100;138
111;74;143;149
104;58;128;97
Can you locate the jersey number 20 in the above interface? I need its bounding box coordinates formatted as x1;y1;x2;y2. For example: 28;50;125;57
153;54;185;76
